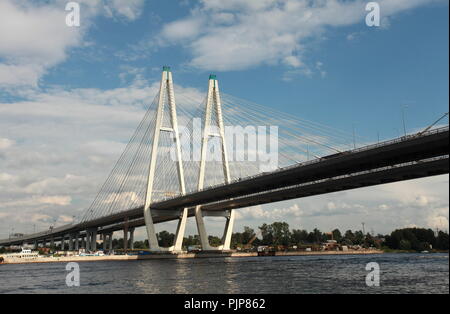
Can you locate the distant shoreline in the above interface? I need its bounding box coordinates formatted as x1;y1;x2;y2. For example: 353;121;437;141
0;250;385;265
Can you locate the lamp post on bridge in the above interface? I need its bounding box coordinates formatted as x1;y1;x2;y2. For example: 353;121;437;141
401;104;408;137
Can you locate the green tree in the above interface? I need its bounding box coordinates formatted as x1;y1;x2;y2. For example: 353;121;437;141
133;241;146;249
183;235;200;247
242;226;255;244
157;231;175;247
354;231;365;245
231;226;256;248
259;223;273;245
291;229;308;245
208;236;222;247
343;230;355;245
385;228;438;251
399;239;411;250
436;231;449;250
271;222;291;246
332;229;342;242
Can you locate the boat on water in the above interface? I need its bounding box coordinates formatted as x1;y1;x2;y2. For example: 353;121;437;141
78;251;105;257
2;248;40;260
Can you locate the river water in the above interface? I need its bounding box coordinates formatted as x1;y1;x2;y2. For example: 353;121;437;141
0;253;448;294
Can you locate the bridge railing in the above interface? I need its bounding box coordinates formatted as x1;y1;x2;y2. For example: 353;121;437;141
0;224;74;244
201;155;450;207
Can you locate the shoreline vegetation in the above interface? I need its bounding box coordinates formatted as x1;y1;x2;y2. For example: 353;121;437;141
1;223;448;258
1;249;384;265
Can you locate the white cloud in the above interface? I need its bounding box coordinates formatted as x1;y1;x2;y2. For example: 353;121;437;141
0;138;15;150
0;0;83;87
58;214;75;223
104;0;145;21
0;77;206;238
236;203;304;221
157;0;441;74
0;0;145;88
427;214;449;230
37;196;72;206
0;173;15;182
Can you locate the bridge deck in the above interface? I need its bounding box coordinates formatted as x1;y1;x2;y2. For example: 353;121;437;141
1;127;448;246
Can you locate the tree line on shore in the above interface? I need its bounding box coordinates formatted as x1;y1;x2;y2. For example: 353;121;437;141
108;222;449;252
1;222;448;253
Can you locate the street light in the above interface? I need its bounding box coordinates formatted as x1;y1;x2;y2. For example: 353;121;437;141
401;104;408;136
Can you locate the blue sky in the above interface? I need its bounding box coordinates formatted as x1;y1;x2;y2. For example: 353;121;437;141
41;0;449;140
0;0;448;239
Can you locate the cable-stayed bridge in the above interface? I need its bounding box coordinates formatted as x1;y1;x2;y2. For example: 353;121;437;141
1;67;448;252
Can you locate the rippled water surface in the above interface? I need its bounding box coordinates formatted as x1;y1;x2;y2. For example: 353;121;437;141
0;253;448;294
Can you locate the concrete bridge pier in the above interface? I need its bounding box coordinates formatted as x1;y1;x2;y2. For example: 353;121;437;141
86;228;97;251
62;236;66;251
34;241;38;250
74;234;79;251
85;232;91;251
102;234;107;251
129;228;135;250
68;234;74;251
50;237;54;249
108;233;113;251
123;227;128;251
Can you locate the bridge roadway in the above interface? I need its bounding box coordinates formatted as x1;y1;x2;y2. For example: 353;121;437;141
1;126;448;246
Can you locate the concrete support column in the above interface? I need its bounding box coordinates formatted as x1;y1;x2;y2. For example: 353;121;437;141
68;234;74;251
108;232;113;251
90;228;97;252
85;231;91;251
50;237;54;249
34;241;38;250
123;228;128;251
129;228;135;250
222;211;235;251
61;236;66;251
74;234;79;251
103;234;107;251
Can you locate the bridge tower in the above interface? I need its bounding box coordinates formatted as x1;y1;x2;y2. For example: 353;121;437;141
195;75;235;251
143;66;188;252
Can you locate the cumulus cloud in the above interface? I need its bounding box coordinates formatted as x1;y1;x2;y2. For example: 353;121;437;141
104;0;145;21
0;0;145;88
0;138;15;150
0;77;206;238
0;0;83;87
37;196;72;206
157;0;441;74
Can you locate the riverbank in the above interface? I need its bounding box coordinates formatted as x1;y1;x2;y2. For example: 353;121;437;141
0;249;382;265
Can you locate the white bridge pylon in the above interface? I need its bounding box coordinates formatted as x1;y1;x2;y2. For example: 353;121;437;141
143;68;235;252
143;66;187;252
195;74;234;251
